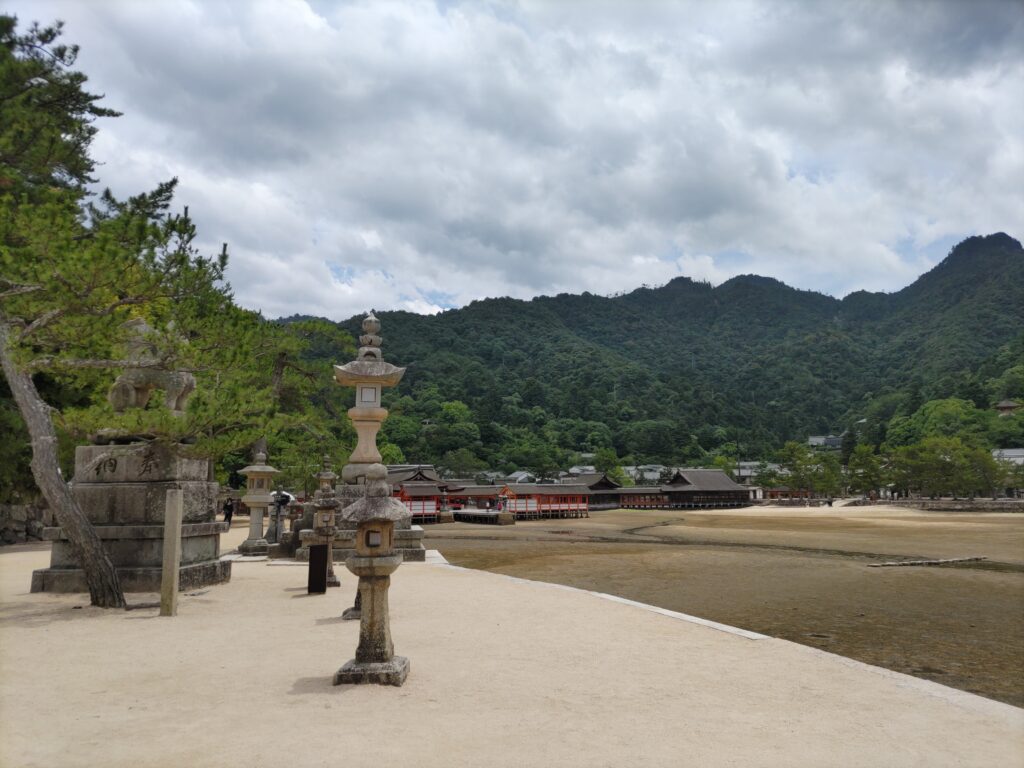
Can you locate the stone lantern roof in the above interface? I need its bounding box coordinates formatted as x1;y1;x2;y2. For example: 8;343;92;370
333;310;406;387
239;451;280;476
341;464;410;525
333;359;406;387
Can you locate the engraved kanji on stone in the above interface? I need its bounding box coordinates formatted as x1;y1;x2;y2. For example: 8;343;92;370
95;457;118;477
138;447;158;477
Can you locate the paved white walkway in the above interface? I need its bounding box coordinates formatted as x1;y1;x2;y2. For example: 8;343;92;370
0;544;1021;768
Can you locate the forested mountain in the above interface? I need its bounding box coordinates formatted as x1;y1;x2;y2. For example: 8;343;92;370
290;232;1024;470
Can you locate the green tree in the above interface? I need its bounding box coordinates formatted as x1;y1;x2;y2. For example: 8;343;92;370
439;447;486;477
885;398;988;447
753;461;781;488
0;17;305;606
711;454;737;480
593;447;619;473
813;452;843;497
0;17;136;607
847;445;883;495
966;448;1005;499
777;441;815;495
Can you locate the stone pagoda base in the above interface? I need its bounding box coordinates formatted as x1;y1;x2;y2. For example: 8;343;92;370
238;536;269;556
31;444;231;594
334;656;409;686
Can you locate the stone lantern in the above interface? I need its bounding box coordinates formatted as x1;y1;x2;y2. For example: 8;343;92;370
333;311;405;485
312;456;340;589
238;451;279;555
330;311;424;620
333;463;411;686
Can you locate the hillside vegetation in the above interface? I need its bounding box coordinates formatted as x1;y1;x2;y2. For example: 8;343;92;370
285;233;1023;474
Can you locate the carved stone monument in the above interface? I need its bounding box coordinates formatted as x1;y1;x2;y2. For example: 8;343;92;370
32;439;230;590
32;320;230;593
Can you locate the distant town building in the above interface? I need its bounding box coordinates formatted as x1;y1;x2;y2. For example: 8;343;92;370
567;465;597;475
734;461;783;484
504;470;536;484
622;464;665;483
992;448;1024;465
808;435;843;449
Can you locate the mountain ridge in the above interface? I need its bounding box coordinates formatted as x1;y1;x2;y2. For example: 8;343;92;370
283;232;1022;463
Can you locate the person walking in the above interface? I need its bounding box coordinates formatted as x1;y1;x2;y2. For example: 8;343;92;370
222;497;234;525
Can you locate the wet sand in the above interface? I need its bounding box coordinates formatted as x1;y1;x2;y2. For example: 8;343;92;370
425;504;1024;707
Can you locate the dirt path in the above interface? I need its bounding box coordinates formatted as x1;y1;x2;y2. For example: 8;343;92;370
425;505;1024;707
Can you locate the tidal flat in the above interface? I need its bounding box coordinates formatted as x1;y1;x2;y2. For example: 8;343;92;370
426;504;1024;707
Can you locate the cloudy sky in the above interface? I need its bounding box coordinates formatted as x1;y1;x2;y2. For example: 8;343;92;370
10;0;1024;319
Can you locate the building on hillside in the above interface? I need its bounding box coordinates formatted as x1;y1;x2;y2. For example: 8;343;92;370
567;465;596;475
734;461;782;484
504;470;536;484
808;435;843;449
622;464;666;483
996;400;1021;418
992;448;1024;465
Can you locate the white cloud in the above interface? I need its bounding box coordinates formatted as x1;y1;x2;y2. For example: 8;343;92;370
8;0;1023;319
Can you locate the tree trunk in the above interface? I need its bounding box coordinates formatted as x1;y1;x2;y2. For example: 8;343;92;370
0;322;126;608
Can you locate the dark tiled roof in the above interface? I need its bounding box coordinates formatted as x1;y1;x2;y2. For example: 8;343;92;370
387;465;441;484
448;485;502;497
664;469;746;492
504;484;590;496
399;482;442;498
571;472;622;490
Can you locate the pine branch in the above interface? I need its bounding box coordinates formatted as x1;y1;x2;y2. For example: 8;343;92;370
0;281;43;299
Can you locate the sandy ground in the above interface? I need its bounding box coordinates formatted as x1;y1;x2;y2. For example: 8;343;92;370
1;514;1023;768
426;504;1024;707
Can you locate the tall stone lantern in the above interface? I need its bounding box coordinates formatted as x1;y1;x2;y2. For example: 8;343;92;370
333;311;424;619
333;463;411;686
238;452;279;555
333;311;406;484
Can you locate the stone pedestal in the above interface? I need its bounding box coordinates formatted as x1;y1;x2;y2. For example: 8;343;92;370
238;505;269;555
333;553;409;687
31;443;231;593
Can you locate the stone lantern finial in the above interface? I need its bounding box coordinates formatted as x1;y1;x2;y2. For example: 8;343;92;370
359;310;383;361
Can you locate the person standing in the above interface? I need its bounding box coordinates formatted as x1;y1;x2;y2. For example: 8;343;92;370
222;497;234;525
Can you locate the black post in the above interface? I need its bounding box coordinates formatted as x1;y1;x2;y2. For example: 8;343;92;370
308;544;329;594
